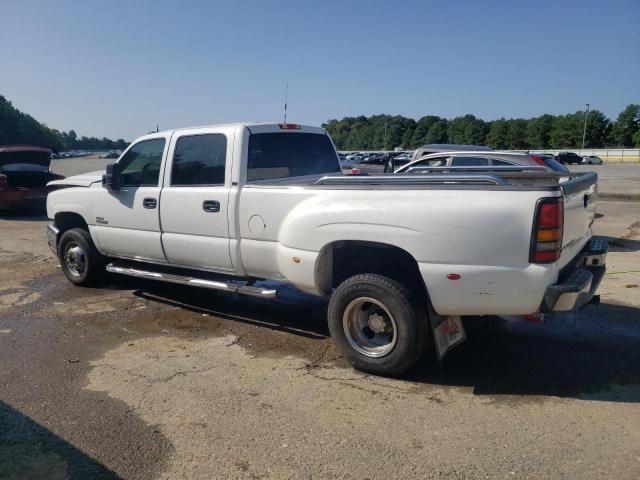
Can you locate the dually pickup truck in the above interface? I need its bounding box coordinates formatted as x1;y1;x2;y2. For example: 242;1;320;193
46;122;607;376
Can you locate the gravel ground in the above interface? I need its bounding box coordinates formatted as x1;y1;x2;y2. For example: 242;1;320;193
0;160;639;479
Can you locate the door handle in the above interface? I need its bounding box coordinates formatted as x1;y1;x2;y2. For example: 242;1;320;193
203;200;220;213
143;197;157;209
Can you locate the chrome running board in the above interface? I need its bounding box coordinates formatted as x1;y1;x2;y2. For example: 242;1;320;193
106;263;277;299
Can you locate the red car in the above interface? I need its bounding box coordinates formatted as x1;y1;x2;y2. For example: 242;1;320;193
0;145;64;211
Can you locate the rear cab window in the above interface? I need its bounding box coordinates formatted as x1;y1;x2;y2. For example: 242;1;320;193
247;132;340;182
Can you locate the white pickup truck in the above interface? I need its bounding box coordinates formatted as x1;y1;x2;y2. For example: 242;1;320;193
46;122;607;376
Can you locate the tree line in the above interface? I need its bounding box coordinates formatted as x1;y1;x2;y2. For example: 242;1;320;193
323;104;640;151
0;95;128;152
2;93;639;153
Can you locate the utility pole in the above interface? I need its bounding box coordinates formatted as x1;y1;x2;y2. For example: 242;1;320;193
581;103;590;150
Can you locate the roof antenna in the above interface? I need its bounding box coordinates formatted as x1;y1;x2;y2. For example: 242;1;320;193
156;124;159;133
283;82;288;123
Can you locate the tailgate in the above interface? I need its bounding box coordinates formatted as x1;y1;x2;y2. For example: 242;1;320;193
558;172;598;268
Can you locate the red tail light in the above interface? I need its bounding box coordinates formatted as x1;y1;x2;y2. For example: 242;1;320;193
530;198;563;263
0;174;7;191
529;154;546;166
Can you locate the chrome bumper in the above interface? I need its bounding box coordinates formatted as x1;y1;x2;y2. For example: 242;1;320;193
540;237;608;313
47;222;59;255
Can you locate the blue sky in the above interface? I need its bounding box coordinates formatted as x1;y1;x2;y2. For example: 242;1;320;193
1;0;638;140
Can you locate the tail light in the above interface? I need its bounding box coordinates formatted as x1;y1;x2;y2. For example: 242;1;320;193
530;198;563;263
529;154;546;166
278;123;301;130
0;174;7;191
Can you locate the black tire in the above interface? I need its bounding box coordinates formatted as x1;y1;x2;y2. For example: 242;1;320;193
58;228;104;286
328;274;427;376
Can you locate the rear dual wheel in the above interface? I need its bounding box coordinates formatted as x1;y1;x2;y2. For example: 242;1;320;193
328;274;428;376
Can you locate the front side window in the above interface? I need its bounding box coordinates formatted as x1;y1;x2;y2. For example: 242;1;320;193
118;138;166;187
171;134;227;186
451;156;489;167
247;133;340;182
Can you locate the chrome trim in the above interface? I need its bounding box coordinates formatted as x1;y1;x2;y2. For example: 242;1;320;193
47;222;59;255
316;174;507;186
105;263;277;299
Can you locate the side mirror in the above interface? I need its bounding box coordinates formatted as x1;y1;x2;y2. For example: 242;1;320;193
102;163;121;190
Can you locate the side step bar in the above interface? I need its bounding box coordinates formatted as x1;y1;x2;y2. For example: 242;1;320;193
106;263;277;299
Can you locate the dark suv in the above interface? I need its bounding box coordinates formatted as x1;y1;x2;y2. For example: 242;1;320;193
556;152;582;165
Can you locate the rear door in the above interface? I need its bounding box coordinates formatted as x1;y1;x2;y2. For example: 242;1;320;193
159;126;235;272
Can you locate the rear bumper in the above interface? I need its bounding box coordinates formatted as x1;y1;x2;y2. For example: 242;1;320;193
47;222;59;255
0;190;47;210
540;237;608;313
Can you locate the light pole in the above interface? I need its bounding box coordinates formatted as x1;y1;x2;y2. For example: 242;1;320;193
581;103;590;150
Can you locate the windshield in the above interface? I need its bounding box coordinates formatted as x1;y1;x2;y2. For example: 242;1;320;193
247;133;340;182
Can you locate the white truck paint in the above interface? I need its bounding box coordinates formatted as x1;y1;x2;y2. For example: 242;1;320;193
46;122;607;375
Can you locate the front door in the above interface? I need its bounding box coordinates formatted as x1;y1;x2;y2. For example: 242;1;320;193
92;136;168;262
159;128;234;272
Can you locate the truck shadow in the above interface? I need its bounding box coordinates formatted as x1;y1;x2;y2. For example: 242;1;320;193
118;276;640;403
0;210;48;221
405;302;640;403
125;277;330;340
0;401;121;479
600;235;640;252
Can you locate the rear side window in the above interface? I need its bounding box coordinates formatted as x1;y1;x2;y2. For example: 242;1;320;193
451;157;489;166
544;158;569;172
118;138;166;187
491;159;515;166
171;134;227;186
247;133;340;182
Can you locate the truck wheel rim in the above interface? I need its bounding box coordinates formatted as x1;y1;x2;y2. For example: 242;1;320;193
343;297;398;358
64;242;86;278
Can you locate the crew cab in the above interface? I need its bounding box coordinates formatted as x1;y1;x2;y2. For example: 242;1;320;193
46;123;607;376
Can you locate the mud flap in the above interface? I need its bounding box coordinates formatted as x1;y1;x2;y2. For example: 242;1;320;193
428;307;467;361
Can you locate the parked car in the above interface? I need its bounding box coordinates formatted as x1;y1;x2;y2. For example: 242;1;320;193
582;155;603;165
46;122;606;376
100;151;121;159
394;151;569;174
0;145;64;211
385;144;493;172
556;152;582;165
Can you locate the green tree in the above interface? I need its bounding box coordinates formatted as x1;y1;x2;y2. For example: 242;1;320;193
550;113;583;149
526;115;554;149
447;115;477;144
486;119;509;149
610;104;640;147
424;120;449;144
463;119;488;145
583;110;611;148
410;116;440;147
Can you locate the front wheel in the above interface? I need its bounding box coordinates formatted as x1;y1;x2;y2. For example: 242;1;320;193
328;274;427;376
58;228;104;286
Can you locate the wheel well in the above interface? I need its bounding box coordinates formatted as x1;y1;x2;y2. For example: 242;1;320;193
317;241;427;299
55;212;89;234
